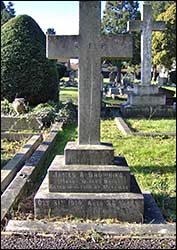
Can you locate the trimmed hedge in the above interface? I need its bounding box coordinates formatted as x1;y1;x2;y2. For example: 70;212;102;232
1;14;59;105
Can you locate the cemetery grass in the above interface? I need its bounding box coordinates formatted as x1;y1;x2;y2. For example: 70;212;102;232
59;86;127;106
60;86;78;104
125;118;176;133
53;120;176;223
101;119;176;223
10;120;176;223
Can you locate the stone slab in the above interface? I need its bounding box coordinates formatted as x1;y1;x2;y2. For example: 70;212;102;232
120;105;176;118
5;220;176;236
64;141;114;165
1;134;43;192
34;175;144;223
48;155;130;193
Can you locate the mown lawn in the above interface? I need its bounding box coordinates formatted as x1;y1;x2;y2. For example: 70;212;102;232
101;119;176;222
125;118;176;133
52;119;176;222
60;86;78;104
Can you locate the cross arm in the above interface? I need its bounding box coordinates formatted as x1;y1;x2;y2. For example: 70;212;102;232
152;21;166;31
46;35;80;59
100;34;133;59
127;20;143;32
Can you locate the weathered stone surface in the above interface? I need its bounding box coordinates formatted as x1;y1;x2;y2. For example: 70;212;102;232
34;175;144;223
64;141;114;165
115;117;132;135
48;155;130;193
6;219;175;235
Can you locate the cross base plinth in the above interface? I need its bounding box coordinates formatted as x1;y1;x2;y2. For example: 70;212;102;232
133;84;159;95
64;141;114;165
124;84;166;107
120;104;176;118
34;155;144;223
128;93;166;106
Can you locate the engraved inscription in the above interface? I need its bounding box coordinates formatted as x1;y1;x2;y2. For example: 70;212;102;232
49;171;130;192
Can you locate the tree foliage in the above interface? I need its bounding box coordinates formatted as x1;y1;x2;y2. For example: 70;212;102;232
152;3;176;70
102;1;140;34
1;1;15;26
101;1;141;82
146;1;175;20
1;14;59;105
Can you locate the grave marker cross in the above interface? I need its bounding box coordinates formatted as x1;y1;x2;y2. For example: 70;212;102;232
47;1;132;145
127;3;165;86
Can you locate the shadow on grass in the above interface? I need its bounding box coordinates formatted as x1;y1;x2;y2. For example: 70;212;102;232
152;193;176;222
53;122;78;155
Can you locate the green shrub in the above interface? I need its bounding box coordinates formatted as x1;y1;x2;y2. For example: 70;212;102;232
56;63;67;80
30;101;58;127
1;14;58;105
1;98;16;115
58;100;78;125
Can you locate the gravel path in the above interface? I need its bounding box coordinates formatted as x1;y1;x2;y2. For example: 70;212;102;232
1;232;176;249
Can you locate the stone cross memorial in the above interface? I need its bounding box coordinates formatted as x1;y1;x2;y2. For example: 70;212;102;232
34;1;144;223
127;3;165;86
47;1;132;145
121;2;168;114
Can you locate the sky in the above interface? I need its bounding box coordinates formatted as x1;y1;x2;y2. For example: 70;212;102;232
4;1;144;35
4;1;144;63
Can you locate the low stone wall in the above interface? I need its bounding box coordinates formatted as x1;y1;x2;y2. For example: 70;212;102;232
1;116;42;131
1;132;39;141
120;105;176;119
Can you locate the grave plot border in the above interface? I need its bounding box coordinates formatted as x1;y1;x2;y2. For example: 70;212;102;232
4;219;176;237
1;122;63;222
1;134;43;192
115;116;176;137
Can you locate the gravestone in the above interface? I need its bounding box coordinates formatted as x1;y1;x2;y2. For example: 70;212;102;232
121;3;175;117
34;1;144;222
